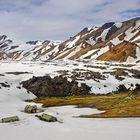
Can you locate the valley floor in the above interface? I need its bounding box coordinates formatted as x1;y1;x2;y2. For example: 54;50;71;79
0;60;140;140
34;92;140;118
1;106;140;140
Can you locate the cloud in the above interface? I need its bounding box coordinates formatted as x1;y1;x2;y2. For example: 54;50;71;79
0;0;139;42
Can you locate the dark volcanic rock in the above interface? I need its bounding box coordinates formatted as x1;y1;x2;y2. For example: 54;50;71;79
101;22;115;29
116;85;128;93
21;75;91;97
6;72;31;75
0;82;10;88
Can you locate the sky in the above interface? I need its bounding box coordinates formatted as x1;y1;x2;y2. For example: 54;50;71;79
0;0;140;42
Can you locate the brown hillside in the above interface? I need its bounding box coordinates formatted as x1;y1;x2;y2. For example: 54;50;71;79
97;41;137;62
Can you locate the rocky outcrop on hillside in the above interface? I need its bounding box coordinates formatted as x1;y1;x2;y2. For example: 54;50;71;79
21;75;91;97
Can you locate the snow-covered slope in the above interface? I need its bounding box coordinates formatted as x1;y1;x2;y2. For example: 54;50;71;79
0;36;62;60
0;60;140;94
54;17;140;62
1;61;140;140
0;17;140;62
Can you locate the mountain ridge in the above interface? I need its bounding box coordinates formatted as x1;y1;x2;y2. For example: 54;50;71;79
0;17;140;62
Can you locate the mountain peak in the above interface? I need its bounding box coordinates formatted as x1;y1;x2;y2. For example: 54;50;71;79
0;17;140;62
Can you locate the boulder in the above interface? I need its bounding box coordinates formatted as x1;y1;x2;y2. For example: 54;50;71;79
1;116;19;123
36;113;57;122
24;105;38;113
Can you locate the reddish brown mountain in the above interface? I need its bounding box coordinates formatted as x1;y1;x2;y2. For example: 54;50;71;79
0;17;140;62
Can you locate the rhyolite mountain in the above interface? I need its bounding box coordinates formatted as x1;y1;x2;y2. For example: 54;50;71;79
0;17;140;62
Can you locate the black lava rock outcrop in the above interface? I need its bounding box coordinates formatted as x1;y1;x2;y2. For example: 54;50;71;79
0;82;10;88
21;75;91;97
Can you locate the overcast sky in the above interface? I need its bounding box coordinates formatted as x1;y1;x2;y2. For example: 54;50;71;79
0;0;140;42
